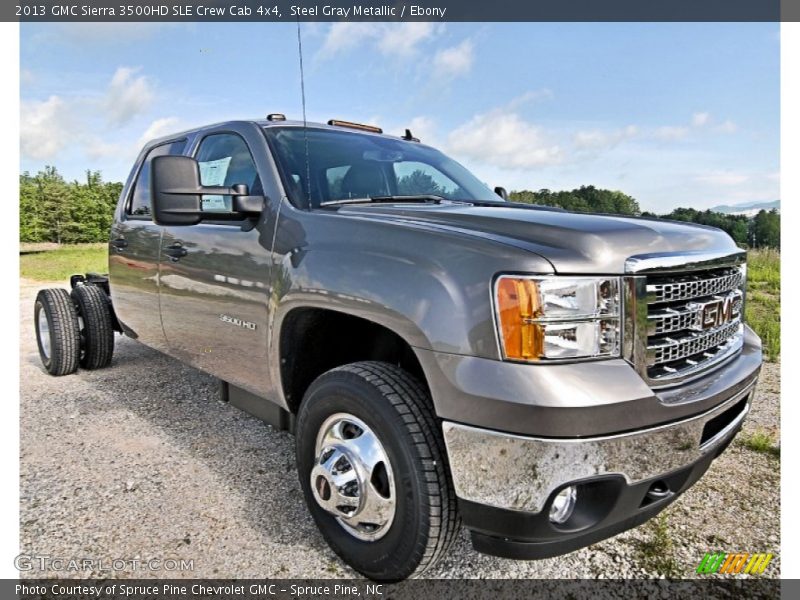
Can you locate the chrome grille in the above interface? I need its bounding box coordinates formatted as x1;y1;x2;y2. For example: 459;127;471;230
648;268;744;304
644;265;745;383
648;294;743;336
649;320;742;365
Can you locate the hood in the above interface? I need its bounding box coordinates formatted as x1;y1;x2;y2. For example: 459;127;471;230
334;203;740;273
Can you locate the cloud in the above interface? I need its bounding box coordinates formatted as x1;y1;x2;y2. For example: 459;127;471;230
317;22;439;60
690;111;737;133
377;23;439;57
448;111;562;169
653;125;690;141
20;96;72;160
694;171;749;186
103;67;154;126
692;112;710;127
317;23;374;58
84;138;124;160
714;120;738;134
432;39;475;80
138;117;181;145
574;125;638;150
506;89;553;110
21;66;164;163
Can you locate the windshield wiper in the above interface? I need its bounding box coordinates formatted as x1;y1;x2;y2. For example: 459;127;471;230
320;194;448;207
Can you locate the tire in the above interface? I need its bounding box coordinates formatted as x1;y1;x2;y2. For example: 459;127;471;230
34;288;80;376
296;361;459;581
71;284;115;369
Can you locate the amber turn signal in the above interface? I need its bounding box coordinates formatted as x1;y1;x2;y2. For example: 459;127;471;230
495;277;544;360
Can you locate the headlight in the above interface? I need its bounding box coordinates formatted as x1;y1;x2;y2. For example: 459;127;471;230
494;275;622;361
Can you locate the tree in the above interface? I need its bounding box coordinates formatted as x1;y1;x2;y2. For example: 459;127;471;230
397;169;442;196
19;167;123;244
751;209;780;249
509;186;639;215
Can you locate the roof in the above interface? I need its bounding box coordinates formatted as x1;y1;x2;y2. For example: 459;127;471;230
143;117;420;150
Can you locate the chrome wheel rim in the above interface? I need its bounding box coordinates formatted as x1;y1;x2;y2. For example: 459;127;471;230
37;304;51;360
311;413;396;541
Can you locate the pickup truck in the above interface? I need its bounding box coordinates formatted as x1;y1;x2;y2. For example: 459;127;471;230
33;116;762;581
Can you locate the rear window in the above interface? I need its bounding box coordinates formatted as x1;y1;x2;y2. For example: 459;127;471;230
128;139;187;217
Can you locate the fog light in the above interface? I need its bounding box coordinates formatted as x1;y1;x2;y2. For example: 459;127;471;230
549;486;577;524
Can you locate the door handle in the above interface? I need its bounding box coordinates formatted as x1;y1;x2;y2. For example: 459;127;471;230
164;242;188;260
110;238;128;250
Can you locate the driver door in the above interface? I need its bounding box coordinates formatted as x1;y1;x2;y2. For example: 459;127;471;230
158;125;274;395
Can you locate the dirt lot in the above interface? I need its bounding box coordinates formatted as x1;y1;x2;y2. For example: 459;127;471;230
19;280;780;579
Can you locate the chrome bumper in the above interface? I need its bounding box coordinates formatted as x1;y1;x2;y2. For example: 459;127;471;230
442;379;756;513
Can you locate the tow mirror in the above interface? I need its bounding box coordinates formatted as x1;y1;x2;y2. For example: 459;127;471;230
151;155;264;226
494;186;509;200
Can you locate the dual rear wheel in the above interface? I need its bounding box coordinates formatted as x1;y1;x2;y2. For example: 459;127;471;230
34;285;114;376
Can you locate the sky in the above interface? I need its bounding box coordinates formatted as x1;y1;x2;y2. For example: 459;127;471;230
20;22;779;212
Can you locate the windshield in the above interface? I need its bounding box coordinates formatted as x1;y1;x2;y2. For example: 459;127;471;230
264;126;500;208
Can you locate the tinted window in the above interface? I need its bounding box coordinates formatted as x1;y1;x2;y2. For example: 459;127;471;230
128;140;187;217
195;133;262;212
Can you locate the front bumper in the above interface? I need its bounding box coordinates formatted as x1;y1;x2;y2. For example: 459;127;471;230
417;325;762;438
441;374;757;559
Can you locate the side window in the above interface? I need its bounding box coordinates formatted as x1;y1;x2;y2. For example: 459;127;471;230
128;140;187;217
195;133;262;212
393;161;462;199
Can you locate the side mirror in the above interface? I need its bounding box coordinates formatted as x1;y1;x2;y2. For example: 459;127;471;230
151;155;264;226
494;186;509;200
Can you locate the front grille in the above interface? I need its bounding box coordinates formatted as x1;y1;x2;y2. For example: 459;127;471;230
648;269;744;304
645;266;745;382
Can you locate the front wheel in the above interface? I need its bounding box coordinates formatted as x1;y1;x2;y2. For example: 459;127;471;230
295;361;459;581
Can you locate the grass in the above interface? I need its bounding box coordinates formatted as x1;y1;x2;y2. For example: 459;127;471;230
20;243;108;282
636;513;681;577
739;429;781;459
745;249;780;361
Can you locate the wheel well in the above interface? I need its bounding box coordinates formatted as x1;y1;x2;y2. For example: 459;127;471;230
279;308;427;414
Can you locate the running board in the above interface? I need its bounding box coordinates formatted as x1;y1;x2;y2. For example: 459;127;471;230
219;380;295;433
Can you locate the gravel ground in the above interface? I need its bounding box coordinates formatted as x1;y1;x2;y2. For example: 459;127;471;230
19;280;780;579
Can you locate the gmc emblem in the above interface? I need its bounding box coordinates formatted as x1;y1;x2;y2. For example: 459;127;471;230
690;292;741;331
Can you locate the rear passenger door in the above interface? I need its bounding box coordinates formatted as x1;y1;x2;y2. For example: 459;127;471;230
108;138;187;352
158;125;275;395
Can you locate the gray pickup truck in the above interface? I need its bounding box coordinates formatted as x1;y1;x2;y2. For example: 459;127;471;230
33;116;762;581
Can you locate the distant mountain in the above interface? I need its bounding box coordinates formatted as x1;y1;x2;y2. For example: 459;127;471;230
711;200;780;216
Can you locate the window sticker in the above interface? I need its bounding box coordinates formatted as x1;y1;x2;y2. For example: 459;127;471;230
199;156;231;211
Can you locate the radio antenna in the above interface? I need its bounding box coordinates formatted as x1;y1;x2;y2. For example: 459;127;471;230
296;19;312;209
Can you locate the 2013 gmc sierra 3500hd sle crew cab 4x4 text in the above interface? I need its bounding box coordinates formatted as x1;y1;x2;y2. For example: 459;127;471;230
32;116;762;581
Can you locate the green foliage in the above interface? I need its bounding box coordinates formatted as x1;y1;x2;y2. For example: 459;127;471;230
510;185;641;215
752;208;780;248
19;167;122;244
636;512;681;577
396;169;466;199
659;207;755;247
739;429;780;458
746;248;780;361
20;243;108;281
510;186;779;250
